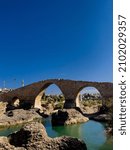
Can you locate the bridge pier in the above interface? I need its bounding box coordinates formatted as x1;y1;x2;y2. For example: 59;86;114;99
63;99;77;109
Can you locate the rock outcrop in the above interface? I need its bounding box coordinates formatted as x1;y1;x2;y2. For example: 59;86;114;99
40;103;54;117
0;122;87;150
92;114;111;122
81;105;100;114
105;127;113;135
52;108;89;126
0;137;25;150
0;109;42;128
0;102;7;116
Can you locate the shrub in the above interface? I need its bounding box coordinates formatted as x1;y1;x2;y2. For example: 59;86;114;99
54;102;64;110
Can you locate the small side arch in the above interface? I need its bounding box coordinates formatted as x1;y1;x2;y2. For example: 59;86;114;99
6;96;20;111
12;97;20;107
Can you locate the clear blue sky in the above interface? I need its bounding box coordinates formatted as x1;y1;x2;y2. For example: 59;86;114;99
0;0;113;89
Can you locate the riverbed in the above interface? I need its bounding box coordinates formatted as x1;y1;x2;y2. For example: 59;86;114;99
0;117;112;150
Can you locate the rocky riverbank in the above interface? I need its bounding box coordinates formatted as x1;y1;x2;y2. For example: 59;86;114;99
52;108;89;126
0;102;7;116
0;109;42;128
92;114;111;122
0;121;87;150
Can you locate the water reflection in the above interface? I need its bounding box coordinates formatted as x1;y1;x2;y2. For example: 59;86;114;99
0;125;22;136
0;117;112;150
43;117;112;150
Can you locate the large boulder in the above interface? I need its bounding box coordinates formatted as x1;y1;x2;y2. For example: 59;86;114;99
0;122;87;150
0;137;25;150
0;109;42;128
52;108;89;126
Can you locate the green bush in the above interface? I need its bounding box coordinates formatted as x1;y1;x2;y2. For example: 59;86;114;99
81;99;102;107
54;102;64;110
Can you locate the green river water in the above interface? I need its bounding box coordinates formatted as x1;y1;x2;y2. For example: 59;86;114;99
0;117;112;150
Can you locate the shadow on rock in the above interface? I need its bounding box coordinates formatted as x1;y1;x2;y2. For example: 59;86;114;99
0;121;87;150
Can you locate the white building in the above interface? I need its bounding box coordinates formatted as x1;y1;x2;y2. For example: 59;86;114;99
0;88;12;94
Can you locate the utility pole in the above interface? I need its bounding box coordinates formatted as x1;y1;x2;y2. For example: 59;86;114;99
21;80;24;87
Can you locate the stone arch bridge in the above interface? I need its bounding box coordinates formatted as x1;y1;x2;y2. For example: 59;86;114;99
0;79;113;109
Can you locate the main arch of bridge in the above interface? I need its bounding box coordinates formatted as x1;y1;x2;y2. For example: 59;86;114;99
0;79;113;109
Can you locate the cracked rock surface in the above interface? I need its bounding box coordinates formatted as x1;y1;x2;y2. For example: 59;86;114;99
0;121;87;150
